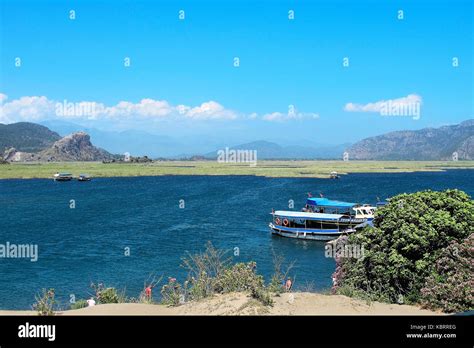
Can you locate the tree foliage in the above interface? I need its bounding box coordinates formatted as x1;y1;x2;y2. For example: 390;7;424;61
333;189;474;310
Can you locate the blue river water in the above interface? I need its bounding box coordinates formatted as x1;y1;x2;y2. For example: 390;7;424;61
0;170;473;309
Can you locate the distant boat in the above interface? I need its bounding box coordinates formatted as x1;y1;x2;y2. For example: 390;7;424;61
78;174;92;181
330;171;340;179
53;172;73;181
269;197;376;241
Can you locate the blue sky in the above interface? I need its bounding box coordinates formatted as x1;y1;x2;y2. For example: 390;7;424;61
0;0;472;151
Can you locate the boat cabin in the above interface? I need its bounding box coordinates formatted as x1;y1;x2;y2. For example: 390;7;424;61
303;198;375;220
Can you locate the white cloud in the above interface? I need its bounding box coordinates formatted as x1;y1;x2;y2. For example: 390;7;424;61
0;95;55;123
184;101;237;120
103;99;173;118
0;93;319;125
262;111;319;122
344;94;422;113
0;94;238;123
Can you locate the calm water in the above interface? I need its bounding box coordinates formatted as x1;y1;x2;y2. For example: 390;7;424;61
0;170;473;309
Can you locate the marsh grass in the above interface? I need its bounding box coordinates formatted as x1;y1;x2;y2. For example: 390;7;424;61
2;160;473;179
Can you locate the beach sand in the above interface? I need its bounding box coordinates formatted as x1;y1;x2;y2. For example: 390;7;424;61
0;292;440;316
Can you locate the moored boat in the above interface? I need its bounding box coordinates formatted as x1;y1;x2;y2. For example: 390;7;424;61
269;197;377;241
53;172;73;181
78;174;92;181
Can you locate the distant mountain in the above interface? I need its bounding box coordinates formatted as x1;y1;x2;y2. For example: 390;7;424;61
0;122;61;152
204;140;349;159
40;120;178;157
347;120;474;160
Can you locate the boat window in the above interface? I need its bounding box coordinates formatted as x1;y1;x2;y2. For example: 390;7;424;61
290;219;305;228
306;220;322;229
321;222;337;230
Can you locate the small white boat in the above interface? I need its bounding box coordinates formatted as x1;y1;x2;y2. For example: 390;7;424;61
78;174;91;181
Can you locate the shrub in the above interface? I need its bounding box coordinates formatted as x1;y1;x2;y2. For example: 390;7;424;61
70;299;88;310
420;233;474;313
181;242;231;300
333;189;474;307
214;262;264;293
251;286;274;306
90;283;126;304
32;288;56;316
160;278;185;306
267;251;295;295
162;242;275;306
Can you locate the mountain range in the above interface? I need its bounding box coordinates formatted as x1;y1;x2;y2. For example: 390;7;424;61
203;140;349;160
347;120;474;160
0;120;473;161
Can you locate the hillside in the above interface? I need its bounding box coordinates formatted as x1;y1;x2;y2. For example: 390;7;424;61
0;122;61;152
1;122;114;162
347;120;474;160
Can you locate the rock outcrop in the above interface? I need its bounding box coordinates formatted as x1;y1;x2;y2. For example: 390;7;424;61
3;132;114;162
38;132;113;161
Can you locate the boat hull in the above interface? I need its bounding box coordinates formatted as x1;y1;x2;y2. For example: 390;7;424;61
54;177;72;182
269;223;355;241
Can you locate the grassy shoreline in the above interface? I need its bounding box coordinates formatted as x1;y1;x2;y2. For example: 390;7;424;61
0;160;473;180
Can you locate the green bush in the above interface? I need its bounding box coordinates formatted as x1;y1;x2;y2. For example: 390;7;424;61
162;243;274;307
333;189;474;308
70;299;88;310
214;262;264;293
91;283;126;304
420;233;474;313
251;286;274;306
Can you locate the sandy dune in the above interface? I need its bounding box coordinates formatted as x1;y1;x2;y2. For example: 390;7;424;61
0;292;440;316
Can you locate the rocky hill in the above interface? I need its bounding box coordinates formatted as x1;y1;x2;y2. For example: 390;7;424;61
2;124;113;162
38;132;113;161
0;122;61;153
347;120;474;160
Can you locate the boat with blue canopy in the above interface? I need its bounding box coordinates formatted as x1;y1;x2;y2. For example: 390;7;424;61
269;197;377;241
